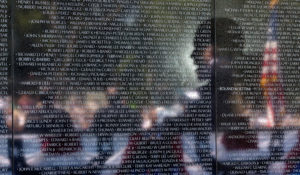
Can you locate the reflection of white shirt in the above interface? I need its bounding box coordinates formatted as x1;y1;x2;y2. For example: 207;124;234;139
24;135;97;167
156;104;184;124
184;91;200;100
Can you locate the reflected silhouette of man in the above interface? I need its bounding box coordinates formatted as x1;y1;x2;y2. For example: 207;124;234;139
188;17;245;174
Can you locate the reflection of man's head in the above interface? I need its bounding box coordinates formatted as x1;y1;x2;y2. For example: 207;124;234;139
17;95;36;112
106;87;121;106
192;18;244;83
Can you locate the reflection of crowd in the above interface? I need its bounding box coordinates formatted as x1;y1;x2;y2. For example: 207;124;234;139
0;17;299;175
1;86;197;174
0;18;240;175
0;18;241;175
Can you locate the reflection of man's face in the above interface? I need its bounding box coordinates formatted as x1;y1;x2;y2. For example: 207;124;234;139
191;45;214;81
106;87;121;105
191;45;213;65
17;95;36;112
192;44;234;86
107;87;117;95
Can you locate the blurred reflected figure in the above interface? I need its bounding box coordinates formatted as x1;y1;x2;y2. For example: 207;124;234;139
188;18;248;174
285;131;300;174
6;95;37;172
37;93;82;155
8;95;35;132
0;97;11;170
90;87;141;173
21;91;82;172
66;93;107;130
117;18;246;175
118;105;188;175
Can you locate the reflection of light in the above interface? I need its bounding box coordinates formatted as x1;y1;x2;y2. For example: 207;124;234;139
184;91;200;100
142;119;152;129
266;104;274;127
0;98;5;109
14;110;26;127
86;101;99;112
156;107;166;124
19;114;26;126
258;117;268;124
125;16;135;26
170;104;184;115
156;104;184;124
256;117;273;128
